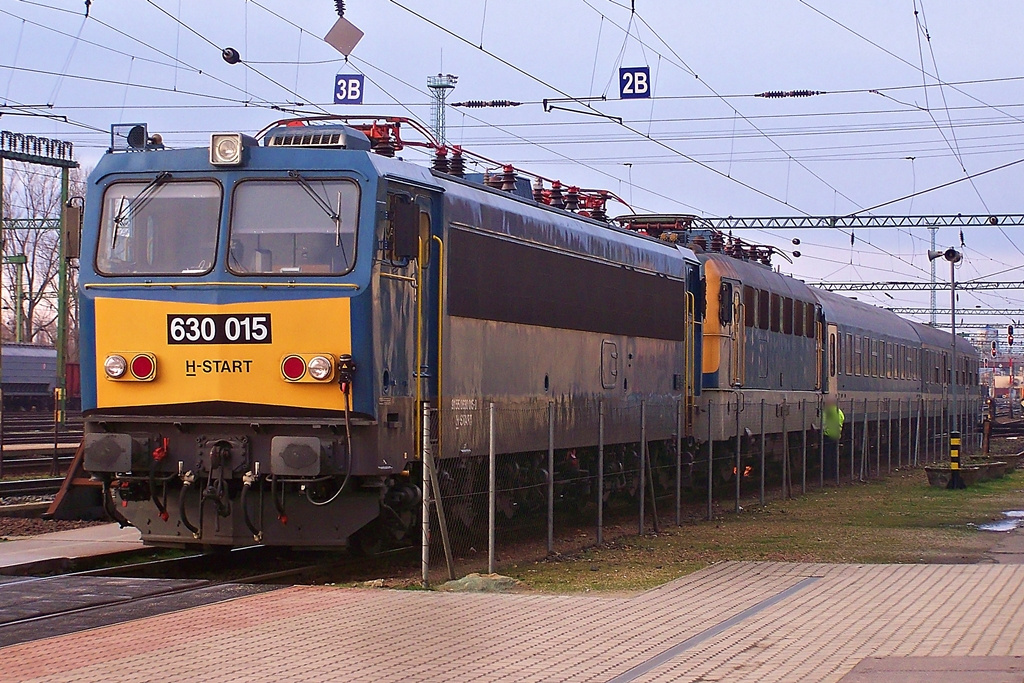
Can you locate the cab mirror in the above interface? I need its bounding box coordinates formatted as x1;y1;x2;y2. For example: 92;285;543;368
64;203;83;260
391;197;419;260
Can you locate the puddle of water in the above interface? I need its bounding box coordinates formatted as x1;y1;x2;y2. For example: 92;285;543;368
978;510;1024;532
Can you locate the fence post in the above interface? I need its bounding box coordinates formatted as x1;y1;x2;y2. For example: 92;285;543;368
860;400;869;481
875;398;881;476
675;399;682;527
914;397;922;467
707;401;713;522
598;399;605;544
547;401;555;555
801;399;807;495
421;402;432;588
886;399;892;474
849;399;856;483
818;396;825;489
781;404;789;499
759;399;766;506
638;400;646;536
897;398;902;469
734;394;742;513
488;402;496;575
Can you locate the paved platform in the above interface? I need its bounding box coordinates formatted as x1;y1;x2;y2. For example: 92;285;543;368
0;524;141;574
3;560;1024;682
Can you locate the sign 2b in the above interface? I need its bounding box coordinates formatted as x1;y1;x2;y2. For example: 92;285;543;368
619;67;651;99
334;74;365;104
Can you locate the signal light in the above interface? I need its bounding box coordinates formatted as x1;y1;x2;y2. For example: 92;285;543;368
992;341;998;358
1010;325;1015;346
130;354;156;381
281;355;306;381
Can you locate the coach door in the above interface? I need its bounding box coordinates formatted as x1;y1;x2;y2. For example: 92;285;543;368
825;323;838;399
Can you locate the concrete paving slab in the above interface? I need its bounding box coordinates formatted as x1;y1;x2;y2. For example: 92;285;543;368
0;523;141;574
3;561;1024;682
839;656;1024;682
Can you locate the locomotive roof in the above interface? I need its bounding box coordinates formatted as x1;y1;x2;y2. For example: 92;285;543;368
435;175;698;279
701;252;816;302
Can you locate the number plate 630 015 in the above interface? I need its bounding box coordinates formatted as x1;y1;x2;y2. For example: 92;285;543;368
166;314;272;345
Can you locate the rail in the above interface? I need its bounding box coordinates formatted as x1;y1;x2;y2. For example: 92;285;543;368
0;477;64;497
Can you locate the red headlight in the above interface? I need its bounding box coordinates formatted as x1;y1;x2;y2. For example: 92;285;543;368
281;355;306;381
130;354;156;380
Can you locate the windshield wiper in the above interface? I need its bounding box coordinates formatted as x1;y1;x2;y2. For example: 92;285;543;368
287;171;348;268
288;171;340;226
111;171;172;248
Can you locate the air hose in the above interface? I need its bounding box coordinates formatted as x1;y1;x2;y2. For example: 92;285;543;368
178;471;200;538
241;471;263;542
101;478;131;528
150;438;170;522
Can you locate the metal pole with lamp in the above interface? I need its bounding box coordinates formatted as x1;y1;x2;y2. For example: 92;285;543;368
929;247;964;489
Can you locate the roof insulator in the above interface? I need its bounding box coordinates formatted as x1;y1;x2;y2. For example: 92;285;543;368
755;90;826;98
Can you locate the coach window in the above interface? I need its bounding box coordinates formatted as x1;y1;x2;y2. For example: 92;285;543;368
794;301;804;337
229;178;360;275
758;290;769;330
770;293;781;332
805;304;815;338
744;287;756;328
783;298;794;334
97;180;221;275
854;336;862;375
845;333;853;375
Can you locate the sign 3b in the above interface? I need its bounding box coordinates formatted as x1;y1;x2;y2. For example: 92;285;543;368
334;74;365;104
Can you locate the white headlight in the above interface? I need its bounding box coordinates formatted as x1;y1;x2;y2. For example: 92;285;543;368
210;133;243;165
307;356;333;381
105;354;127;379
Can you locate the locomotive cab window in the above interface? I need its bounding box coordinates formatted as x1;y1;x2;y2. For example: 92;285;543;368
97;180;221;275
228;178;359;275
743;286;756;327
718;282;733;325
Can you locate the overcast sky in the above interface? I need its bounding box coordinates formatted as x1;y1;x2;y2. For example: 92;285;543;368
1;1;1022;330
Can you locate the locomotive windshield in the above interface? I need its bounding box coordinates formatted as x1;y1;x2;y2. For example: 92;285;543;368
96;180;221;275
227;178;359;275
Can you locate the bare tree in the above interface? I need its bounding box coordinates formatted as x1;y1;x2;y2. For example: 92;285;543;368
0;161;85;352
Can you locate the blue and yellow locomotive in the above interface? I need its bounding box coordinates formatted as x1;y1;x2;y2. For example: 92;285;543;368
81;116;703;548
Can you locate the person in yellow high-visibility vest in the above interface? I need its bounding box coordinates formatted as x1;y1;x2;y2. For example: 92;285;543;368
822;397;845;479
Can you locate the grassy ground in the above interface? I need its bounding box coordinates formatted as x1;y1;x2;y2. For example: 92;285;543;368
507;468;1024;593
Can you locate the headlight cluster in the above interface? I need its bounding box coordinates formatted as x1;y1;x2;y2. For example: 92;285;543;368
104;353;156;381
281;354;336;382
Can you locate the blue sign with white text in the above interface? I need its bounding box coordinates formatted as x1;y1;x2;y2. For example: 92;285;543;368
619;67;651;99
334;74;365;104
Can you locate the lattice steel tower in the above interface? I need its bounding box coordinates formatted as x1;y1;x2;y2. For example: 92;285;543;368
427;73;458;145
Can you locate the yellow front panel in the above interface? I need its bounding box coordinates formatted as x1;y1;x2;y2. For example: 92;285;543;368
94;297;351;410
702;263;722;374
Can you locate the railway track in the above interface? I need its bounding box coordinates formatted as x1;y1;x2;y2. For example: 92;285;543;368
0;547;350;647
0;477;64;497
2;412;83;446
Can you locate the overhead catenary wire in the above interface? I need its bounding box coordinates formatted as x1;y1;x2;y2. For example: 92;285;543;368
240;0;706;214
388;0;951;281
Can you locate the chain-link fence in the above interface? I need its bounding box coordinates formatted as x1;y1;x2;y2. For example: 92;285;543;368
418;394;984;585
